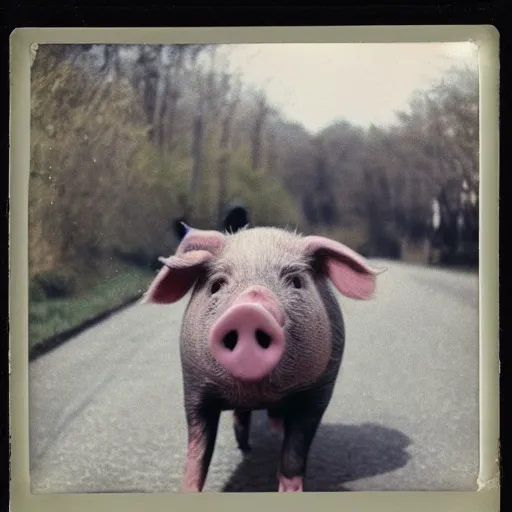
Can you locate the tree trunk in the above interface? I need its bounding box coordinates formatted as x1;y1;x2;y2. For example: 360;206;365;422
152;46;171;150
251;95;268;171
216;113;232;226
187;93;205;220
186;47;217;221
164;47;184;152
252;117;263;171
216;75;240;226
266;130;278;175
100;45;121;82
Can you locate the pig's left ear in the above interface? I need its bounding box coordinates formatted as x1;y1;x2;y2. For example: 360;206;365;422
141;227;225;304
303;236;386;300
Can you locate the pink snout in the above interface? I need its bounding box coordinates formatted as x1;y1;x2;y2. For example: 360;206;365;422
208;302;286;382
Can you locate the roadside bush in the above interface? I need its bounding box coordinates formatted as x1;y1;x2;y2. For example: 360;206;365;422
32;269;77;299
227;158;304;229
29;280;47;302
112;246;163;272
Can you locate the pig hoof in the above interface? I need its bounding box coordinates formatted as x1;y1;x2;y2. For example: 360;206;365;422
278;475;303;492
180;485;200;493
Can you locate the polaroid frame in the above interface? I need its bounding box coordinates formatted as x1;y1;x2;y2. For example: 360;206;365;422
9;25;500;512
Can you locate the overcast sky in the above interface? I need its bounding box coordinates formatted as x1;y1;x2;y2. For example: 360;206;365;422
224;42;478;134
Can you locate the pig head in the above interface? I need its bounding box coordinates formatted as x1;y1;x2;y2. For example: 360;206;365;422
142;225;383;492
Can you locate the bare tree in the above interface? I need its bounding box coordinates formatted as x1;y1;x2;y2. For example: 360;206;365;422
265;115;280;176
99;44;122;83
151;45;173;149
186;46;217;220
131;43;211;152
251;90;270;171
132;45;160;133
216;73;242;225
162;45;186;152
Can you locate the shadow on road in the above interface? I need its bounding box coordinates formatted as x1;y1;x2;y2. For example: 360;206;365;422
222;411;412;492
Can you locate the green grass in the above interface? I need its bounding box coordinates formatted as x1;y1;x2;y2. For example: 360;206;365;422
29;267;155;350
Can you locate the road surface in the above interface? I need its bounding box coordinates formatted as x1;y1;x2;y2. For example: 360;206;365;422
29;260;480;493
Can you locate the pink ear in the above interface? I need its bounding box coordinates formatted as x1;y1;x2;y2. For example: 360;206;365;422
303;236;385;300
141;228;225;304
176;227;225;257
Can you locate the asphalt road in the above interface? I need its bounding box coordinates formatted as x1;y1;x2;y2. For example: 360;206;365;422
29;260;480;493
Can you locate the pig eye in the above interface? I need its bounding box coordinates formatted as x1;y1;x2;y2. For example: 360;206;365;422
289;275;303;289
210;278;226;295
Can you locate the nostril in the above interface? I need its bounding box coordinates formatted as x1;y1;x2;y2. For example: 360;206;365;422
222;331;238;351
255;330;272;349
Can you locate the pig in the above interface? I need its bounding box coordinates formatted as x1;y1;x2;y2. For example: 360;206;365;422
142;225;384;492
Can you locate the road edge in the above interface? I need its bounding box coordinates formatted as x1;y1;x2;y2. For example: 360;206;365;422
28;293;144;362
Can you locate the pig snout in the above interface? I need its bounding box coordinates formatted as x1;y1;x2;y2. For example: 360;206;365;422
208;287;286;382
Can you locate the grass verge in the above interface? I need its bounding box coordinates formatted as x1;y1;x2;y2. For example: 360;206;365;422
29;267;154;353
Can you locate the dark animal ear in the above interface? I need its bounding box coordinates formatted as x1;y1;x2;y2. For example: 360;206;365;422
172;218;189;241
223;206;249;233
142;227;225;304
302;236;386;300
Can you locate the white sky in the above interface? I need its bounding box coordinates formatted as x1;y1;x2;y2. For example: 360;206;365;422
224;42;478;134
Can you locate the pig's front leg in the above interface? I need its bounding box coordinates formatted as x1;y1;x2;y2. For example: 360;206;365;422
181;397;221;493
277;388;331;492
267;408;284;434
233;409;252;452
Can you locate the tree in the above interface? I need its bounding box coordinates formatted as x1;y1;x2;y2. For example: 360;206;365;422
251;90;270;171
216;72;242;225
186;45;217;221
